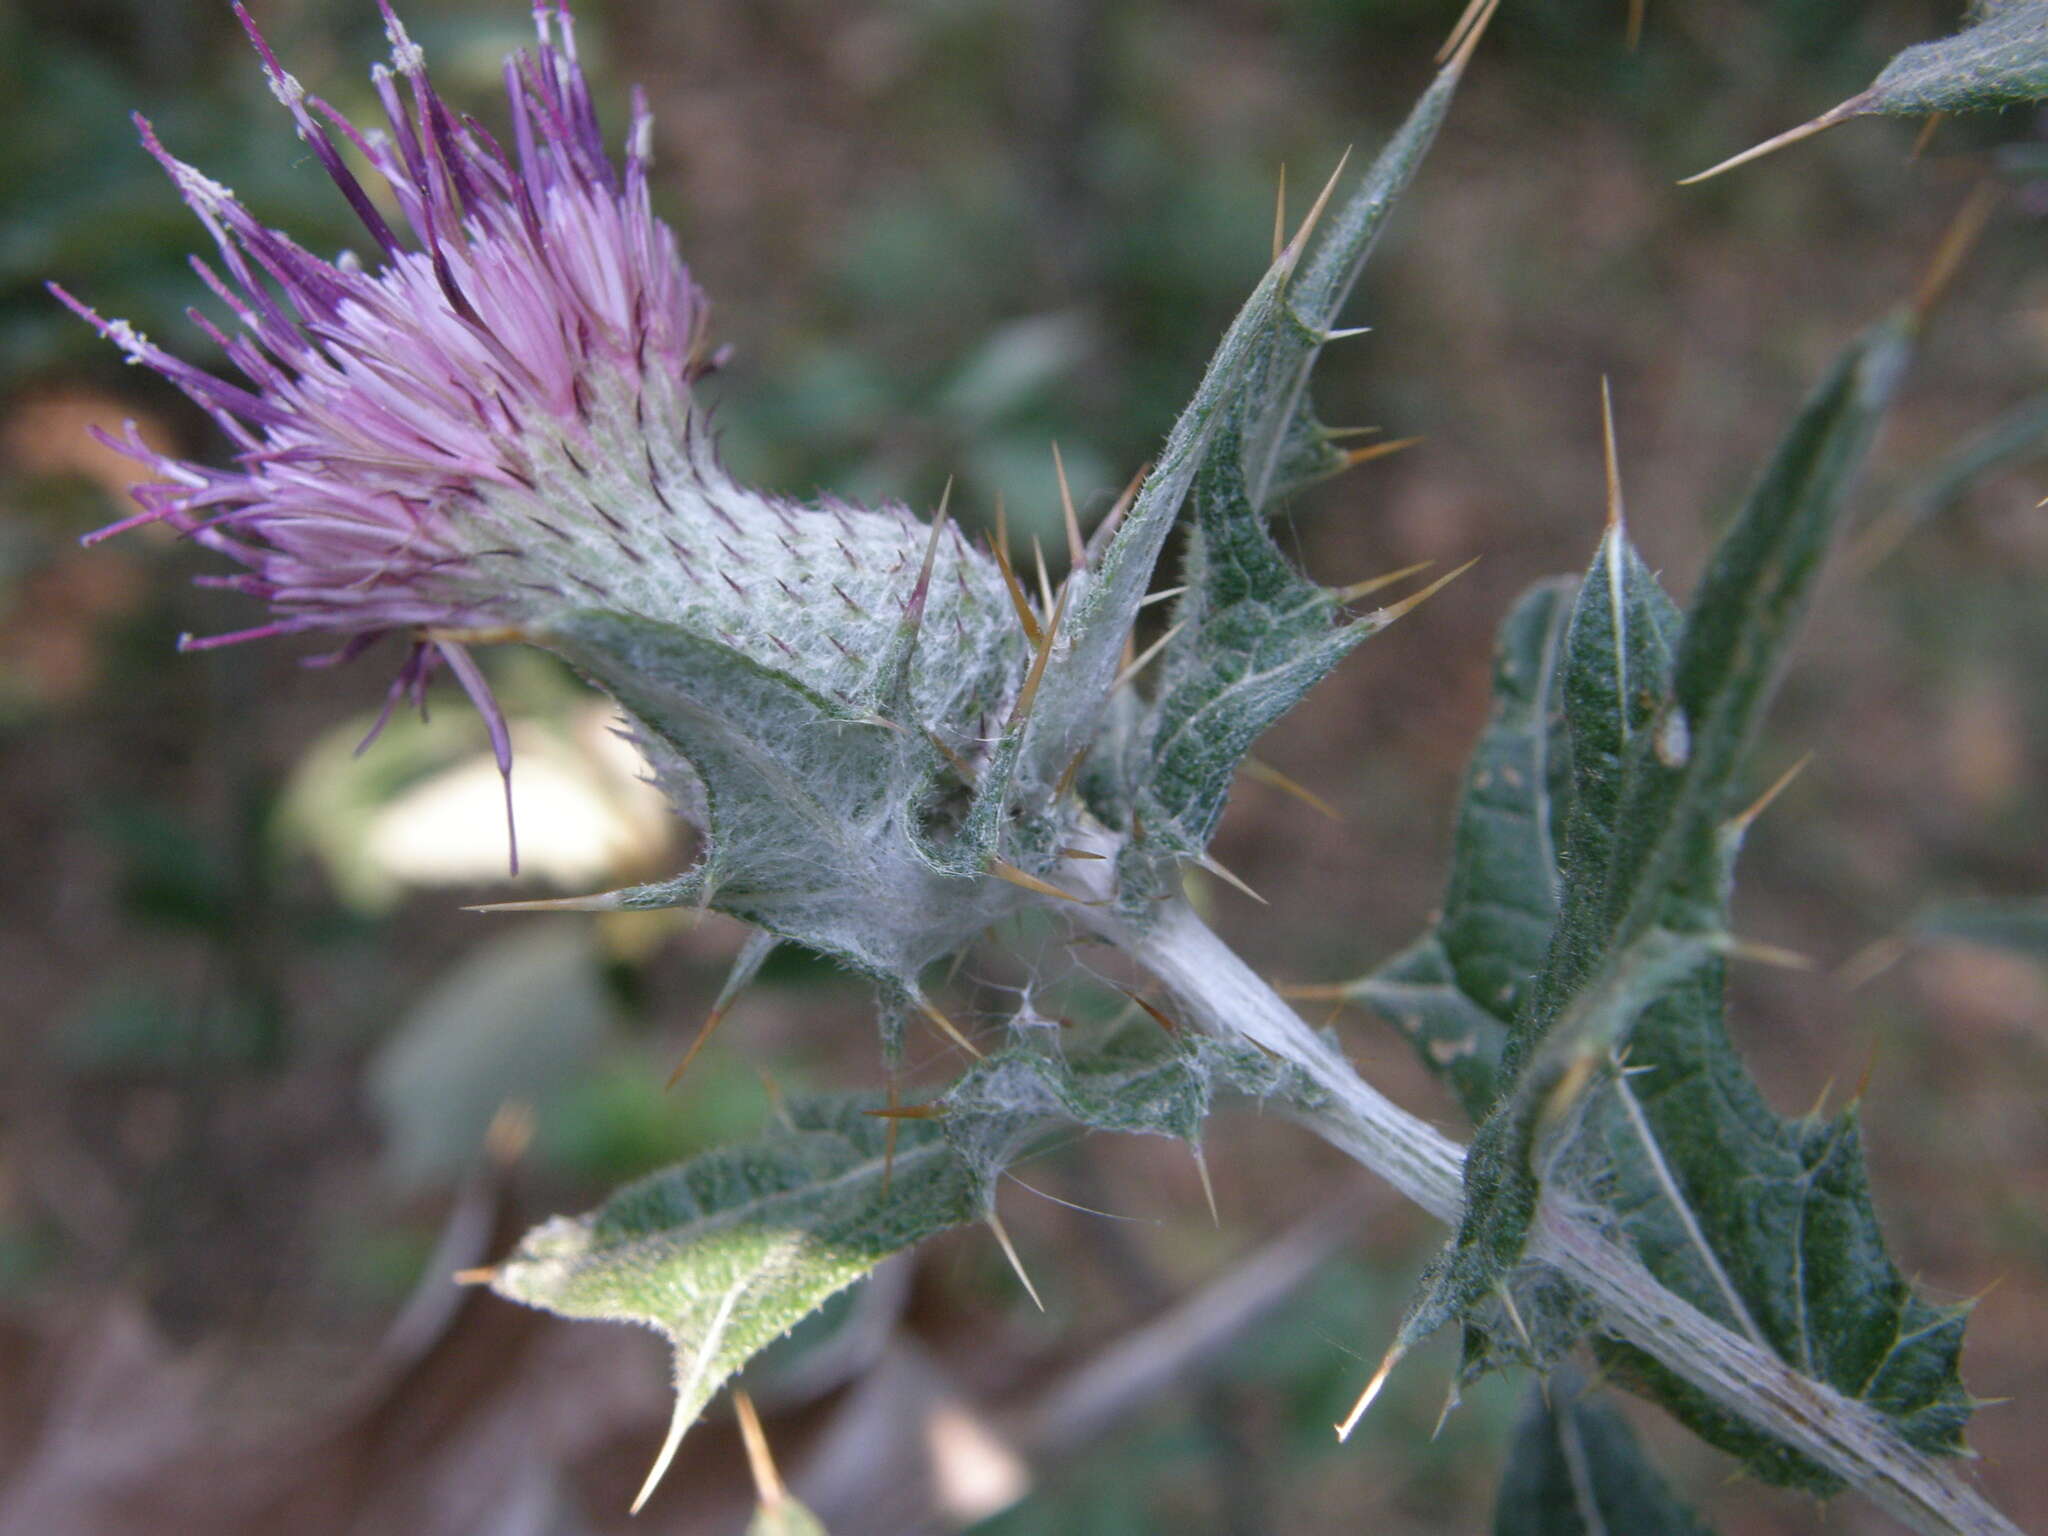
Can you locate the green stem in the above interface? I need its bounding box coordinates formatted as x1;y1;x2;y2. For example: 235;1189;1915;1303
1092;897;2018;1536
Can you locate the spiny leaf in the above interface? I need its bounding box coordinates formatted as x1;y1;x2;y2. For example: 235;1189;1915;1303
1494;1370;1713;1536
1352;578;1575;1120
1685;3;2048;183
491;1027;1319;1509
1381;318;1974;1491
1112;45;1482;876
544;609;1020;983
1125;425;1361;859
492;1096;983;1513
1017;226;1299;798
1587;968;1975;1490
1246;35;1483;505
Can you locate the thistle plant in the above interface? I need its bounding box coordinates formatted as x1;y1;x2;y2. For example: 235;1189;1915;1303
61;2;2046;1531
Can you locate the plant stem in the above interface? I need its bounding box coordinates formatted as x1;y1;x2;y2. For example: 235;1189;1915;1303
1092;897;2018;1536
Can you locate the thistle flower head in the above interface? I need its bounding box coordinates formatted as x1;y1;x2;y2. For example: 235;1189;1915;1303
57;0;1027;872
60;0;1366;1011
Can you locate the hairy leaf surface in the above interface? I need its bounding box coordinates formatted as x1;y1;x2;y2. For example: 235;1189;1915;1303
1353;578;1574;1120
1381;315;1970;1488
1695;2;2048;180
494;1097;983;1460
1859;1;2048;115
1117;43;1476;871
493;1029;1315;1487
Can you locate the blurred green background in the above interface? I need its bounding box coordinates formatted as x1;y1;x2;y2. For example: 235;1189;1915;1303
2;0;2045;1532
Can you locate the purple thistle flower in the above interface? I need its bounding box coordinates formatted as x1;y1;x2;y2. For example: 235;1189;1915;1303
52;0;729;871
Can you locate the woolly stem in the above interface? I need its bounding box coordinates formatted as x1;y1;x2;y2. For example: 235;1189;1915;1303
1089;897;2018;1536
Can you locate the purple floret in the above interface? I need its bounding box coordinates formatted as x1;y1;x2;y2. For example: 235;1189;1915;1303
56;1;718;871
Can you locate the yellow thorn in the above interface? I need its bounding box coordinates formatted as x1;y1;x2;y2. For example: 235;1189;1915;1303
1113;621;1183;691
1322;424;1383;441
1032;534;1055;614
1198;851;1268;905
1678;105;1852;186
422;623;530;646
732;1390;790;1511
1914;179;2002;322
1191;1144;1219;1227
1445;0;1502;71
906;476;954;619
883;1076;900;1195
1498;1282;1534;1352
451;1266;498;1286
1055;744;1091;800
926;728;979;786
1727;752;1813;837
1271;162;1287;264
986;1207;1046;1312
1436;0;1491;62
1335;560;1435;605
1601;376;1626;533
1336;1337;1406;1440
665;998;736;1090
1338;435;1422;471
1360;557;1481;627
630;1394;693;1515
1836;933;1910;991
989;499;1044;647
1716;935;1816;971
1052;441;1087;572
1432;1380;1463;1441
465;891;627;913
1008;581;1070;729
1243;757;1341;821
1908;111;1945;162
918;995;985;1059
1808;1075;1837;1121
987;857;1091;904
863;1103;949;1120
1093;462;1148;554
1138;584;1187;609
1114;986;1181;1035
1625;0;1645;51
1280;146;1352;271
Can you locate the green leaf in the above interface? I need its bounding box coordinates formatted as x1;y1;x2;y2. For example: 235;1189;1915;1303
1387;315;1973;1490
492;1025;1316;1508
544;610;1020;985
1860;2;2048;116
1587;989;1974;1490
1111;43;1479;869
1349;578;1575;1120
1019;220;1301;803
1494;1371;1712;1536
1126;429;1359;856
494;1095;984;1511
1245;46;1476;505
1688;3;2048;181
